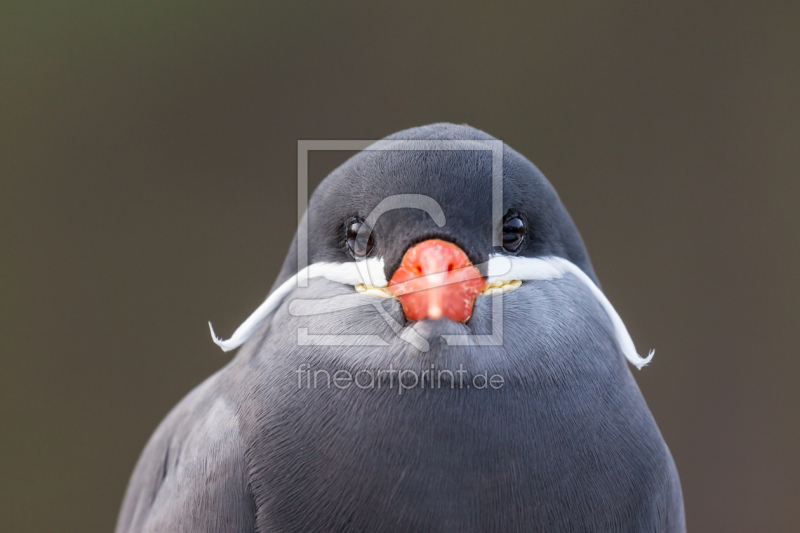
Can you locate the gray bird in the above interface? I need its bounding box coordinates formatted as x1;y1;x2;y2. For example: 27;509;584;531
116;123;684;532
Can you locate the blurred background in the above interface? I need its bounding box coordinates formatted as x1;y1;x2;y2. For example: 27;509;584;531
2;2;798;531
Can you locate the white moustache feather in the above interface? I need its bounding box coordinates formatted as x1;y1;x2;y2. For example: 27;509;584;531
208;255;654;369
208;258;386;352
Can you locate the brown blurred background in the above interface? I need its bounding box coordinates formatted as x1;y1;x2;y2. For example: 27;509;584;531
1;2;798;531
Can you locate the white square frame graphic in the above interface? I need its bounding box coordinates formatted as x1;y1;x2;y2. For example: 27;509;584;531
296;139;506;347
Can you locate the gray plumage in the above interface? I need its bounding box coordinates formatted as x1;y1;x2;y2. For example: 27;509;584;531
117;123;684;532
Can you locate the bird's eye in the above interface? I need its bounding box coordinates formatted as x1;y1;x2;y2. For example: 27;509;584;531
346;218;374;257
502;213;525;253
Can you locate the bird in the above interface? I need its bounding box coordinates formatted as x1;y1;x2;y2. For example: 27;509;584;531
116;123;684;532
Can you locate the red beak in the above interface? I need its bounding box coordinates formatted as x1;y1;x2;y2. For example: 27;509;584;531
387;239;486;322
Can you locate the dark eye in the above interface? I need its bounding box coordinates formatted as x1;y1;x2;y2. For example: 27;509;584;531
502;214;525;252
346;218;374;257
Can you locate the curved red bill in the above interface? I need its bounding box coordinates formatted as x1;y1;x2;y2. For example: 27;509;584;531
387;239;486;322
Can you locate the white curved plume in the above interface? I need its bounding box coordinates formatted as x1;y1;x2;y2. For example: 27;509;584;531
486;255;654;369
208;258;385;352
209;255;654;369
